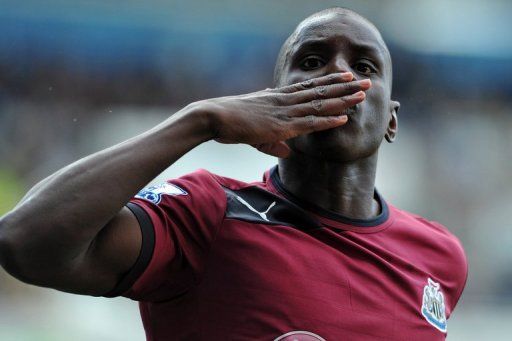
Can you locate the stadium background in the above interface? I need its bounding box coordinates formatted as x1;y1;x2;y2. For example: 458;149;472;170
1;0;511;339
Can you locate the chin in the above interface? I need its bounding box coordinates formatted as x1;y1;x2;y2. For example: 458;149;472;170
310;123;356;147
291;136;360;162
290;127;379;162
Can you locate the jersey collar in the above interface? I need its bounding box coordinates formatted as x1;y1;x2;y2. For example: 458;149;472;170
264;165;393;232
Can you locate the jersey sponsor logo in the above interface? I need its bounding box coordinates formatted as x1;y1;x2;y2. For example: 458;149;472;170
235;194;276;221
421;277;447;333
223;186;321;230
274;331;326;341
135;182;187;204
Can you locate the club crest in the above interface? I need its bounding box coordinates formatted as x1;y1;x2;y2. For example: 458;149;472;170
135;182;187;204
421;277;447;333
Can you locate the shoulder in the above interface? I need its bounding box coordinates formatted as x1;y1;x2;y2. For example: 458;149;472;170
137;169;231;204
394;206;465;253
414;211;467;279
131;169;237;228
390;205;468;310
135;169;267;217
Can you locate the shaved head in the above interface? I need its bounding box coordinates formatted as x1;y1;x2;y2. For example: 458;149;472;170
273;7;392;87
271;6;400;162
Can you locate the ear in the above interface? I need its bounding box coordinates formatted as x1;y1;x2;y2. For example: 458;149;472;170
385;100;400;143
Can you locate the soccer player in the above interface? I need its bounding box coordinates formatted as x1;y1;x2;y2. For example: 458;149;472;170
0;7;467;340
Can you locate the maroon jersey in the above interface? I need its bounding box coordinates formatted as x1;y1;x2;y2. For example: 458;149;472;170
104;166;467;340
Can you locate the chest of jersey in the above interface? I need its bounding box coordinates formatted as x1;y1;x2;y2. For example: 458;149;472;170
189;219;446;340
129;171;462;340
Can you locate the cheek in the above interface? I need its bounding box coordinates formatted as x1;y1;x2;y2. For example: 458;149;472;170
362;82;389;129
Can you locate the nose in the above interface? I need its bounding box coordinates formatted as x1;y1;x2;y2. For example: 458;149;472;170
327;54;354;79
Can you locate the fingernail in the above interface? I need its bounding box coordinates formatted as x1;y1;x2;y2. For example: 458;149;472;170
341;72;353;81
354;91;365;99
360;79;371;87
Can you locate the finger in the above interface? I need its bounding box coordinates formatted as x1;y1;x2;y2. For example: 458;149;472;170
273;72;354;94
286;79;371;104
287;91;366;117
291;115;349;135
252;141;291;158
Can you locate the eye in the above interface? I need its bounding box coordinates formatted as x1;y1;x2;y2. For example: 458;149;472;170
300;56;325;70
354;61;377;75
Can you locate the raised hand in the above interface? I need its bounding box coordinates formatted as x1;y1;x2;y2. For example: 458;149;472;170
198;72;371;157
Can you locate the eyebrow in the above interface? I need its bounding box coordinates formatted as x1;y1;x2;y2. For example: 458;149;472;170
290;37;386;61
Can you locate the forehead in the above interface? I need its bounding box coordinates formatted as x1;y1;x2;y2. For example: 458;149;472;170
290;12;388;57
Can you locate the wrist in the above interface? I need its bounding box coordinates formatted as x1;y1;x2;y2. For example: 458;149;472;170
181;100;221;142
176;100;218;143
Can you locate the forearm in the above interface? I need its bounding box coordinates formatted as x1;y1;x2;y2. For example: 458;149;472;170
0;105;212;282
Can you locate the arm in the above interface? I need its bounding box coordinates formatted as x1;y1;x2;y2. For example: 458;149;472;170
0;72;370;296
0;109;210;296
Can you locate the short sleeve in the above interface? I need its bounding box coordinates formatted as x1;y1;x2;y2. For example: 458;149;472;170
103;169;227;302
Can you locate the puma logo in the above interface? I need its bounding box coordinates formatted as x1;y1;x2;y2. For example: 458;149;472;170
235;195;276;222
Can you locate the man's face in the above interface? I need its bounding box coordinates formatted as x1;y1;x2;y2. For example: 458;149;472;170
278;11;398;161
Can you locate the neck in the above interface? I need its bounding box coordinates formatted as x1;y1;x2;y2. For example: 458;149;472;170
277;151;380;220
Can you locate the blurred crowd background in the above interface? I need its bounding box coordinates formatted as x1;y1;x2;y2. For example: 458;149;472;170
1;0;511;340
